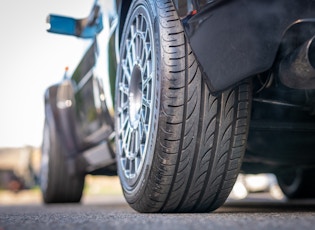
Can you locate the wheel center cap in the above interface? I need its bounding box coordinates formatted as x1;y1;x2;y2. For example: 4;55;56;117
129;64;142;128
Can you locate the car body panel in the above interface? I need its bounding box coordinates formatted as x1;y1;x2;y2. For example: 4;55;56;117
173;0;315;92
44;2;117;174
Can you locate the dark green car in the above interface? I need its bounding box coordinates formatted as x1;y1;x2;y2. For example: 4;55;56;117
41;0;315;213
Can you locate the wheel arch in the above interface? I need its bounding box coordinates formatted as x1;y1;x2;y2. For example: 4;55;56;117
44;82;77;157
44;84;60;131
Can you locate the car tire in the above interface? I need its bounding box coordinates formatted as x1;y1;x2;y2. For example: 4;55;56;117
276;168;315;199
40;109;85;203
115;0;252;213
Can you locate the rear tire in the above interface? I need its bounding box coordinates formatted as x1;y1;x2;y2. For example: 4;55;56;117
40;111;85;203
115;0;252;213
277;168;315;199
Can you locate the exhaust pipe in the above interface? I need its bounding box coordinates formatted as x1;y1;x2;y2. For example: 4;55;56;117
279;36;315;89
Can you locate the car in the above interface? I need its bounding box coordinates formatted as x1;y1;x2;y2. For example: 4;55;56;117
0;147;39;192
40;0;315;212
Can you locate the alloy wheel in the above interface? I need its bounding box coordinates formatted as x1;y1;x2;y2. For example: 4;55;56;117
116;5;156;184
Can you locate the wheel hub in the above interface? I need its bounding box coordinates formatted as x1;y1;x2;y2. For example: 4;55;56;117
129;64;142;129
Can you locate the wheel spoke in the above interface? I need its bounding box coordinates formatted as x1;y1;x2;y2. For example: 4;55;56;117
140;110;148;130
138;120;144;143
140;46;146;67
123;125;131;152
122;60;131;84
142;97;151;108
119;117;129;135
135;127;140;153
126;40;134;69
140;144;145;158
142;72;151;89
117;100;128;115
141;43;151;69
145;60;152;81
130;24;136;40
119;82;129;95
129;158;133;175
135;157;140;173
130;34;137;63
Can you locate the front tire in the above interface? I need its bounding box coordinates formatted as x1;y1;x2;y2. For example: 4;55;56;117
40;113;85;203
115;0;252;213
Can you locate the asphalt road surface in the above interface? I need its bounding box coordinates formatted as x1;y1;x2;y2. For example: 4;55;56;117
1;194;315;230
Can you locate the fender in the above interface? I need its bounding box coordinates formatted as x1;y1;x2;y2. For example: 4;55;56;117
44;81;78;157
172;0;315;92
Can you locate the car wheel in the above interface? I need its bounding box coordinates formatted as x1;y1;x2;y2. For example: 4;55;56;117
276;168;315;199
40;113;85;203
115;0;252;213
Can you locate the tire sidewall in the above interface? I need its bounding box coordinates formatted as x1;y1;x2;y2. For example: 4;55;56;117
40;112;58;201
116;0;161;203
40;120;50;199
41;105;85;203
277;169;303;198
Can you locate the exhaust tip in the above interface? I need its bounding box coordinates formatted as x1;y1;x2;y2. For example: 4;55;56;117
279;36;315;89
308;37;315;69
